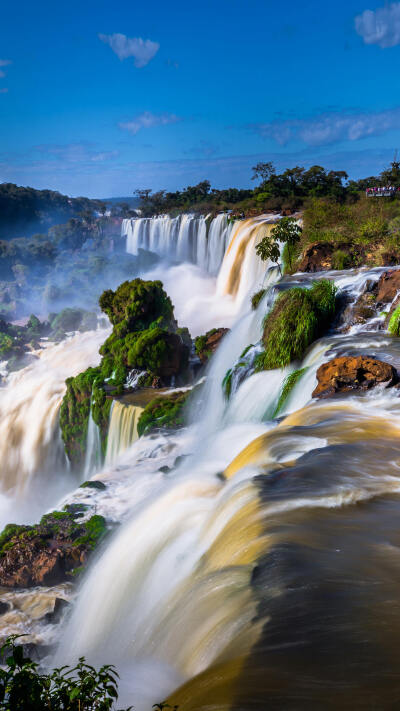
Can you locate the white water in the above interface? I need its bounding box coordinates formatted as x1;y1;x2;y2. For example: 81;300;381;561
0;328;108;526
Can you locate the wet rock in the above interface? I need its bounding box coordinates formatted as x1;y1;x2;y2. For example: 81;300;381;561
375;269;400;304
194;328;229;364
80;480;106;491
0;511;108;589
0;601;10;615
312;356;398;398
43;597;70;624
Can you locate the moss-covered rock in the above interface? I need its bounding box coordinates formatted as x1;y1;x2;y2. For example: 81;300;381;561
137;390;191;437
256;280;337;371
195;328;229;364
251;289;267;311
60;278;192;470
48;307;97;340
0;511;108;588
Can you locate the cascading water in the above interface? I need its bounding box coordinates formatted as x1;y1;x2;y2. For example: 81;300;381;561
105;401;144;466
55;263;400;710
0;327;109;525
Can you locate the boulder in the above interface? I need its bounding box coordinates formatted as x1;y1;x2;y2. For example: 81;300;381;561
195;328;229;364
375;270;400;304
312;356;398;398
0;512;107;589
297;243;335;273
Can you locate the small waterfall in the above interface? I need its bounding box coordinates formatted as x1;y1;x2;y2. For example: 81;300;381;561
105;401;144;466
83;403;102;477
123;214;233;274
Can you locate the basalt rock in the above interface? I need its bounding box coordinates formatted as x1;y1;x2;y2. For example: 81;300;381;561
312;355;398;398
0;511;107;589
195;328;229;364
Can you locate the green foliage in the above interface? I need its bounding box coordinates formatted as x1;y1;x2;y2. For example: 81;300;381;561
255;235;280;264
256;280;337;371
0;635;133;710
137;391;190;437
73;515;107;549
331;249;351;270
251;290;267;310
99;279;173;332
0;525;29;557
388;306;400;335
274;368;308;416
270;218;302;270
59;367;100;469
222;368;233;399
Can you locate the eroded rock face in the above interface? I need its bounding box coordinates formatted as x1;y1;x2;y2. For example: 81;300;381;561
195;328;229;364
312;355;398;398
0;512;107;588
375;270;400;304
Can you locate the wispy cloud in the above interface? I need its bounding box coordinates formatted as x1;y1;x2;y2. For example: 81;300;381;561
248;107;400;146
355;2;400;48
33;142;119;164
119;111;181;135
0;88;8;94
0;60;12;67
98;33;159;68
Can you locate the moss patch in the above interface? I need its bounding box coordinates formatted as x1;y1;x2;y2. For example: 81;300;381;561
256;280;336;371
251;289;267;311
137;390;190;436
388;305;400;335
274;367;308;416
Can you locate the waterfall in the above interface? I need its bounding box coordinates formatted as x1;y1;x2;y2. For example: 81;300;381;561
105;401;144;466
123;213;233;274
83;402;102;477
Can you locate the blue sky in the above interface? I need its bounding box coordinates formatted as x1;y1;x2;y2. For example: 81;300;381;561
1;0;400;197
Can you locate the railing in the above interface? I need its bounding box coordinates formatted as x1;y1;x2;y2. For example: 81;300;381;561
366;187;399;197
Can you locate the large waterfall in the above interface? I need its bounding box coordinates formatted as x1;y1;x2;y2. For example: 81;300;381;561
105;401;144;466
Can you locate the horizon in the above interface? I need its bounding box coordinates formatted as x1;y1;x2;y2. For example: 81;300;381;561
2;0;400;197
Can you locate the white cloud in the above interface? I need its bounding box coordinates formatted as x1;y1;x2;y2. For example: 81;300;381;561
249;107;400;146
355;3;400;47
119;111;181;135
98;33;159;67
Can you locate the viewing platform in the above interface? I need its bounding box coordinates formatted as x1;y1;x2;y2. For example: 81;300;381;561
366;186;399;197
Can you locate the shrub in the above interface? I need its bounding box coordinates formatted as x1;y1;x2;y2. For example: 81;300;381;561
256;280;336;371
137;391;190;436
331;249;351;271
251;289;267;310
388;306;400;335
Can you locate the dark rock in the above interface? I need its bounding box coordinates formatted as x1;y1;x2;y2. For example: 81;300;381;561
0;601;10;615
43;597;70;624
312;355;398;399
297;242;335;272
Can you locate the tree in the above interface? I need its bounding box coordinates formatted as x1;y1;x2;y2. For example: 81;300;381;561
251;162;276;184
255;217;302;271
270;217;302;270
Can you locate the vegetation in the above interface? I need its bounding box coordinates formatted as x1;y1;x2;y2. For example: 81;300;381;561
255;217;302;271
0;635;132;710
274;367;308;416
388;306;400;336
251;289;267;311
256;280;337;371
60;279;191;469
137;390;191;436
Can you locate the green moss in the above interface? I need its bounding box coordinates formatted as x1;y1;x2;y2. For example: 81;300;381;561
274;367;308;416
251;289;267;310
222;368;233;399
59;366;100;469
80;480;107;490
256;280;336;371
99;279;174;333
73;514;107;549
0;524;29;556
137;391;190;436
388;306;400;335
331;249;352;271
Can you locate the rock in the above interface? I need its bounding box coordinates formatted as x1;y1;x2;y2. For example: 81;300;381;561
195;328;229;364
0;601;10;615
0;511;108;589
80;480;106;491
375;270;400;304
297;243;335;272
312;356;398;398
43;597;70;624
